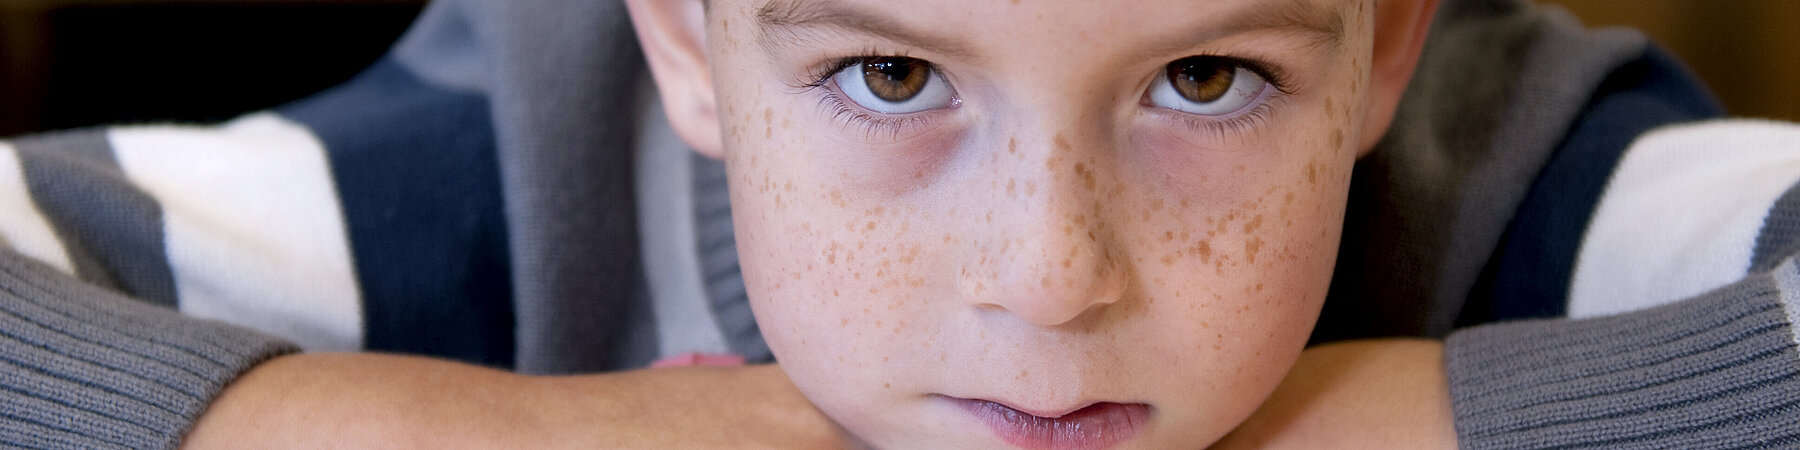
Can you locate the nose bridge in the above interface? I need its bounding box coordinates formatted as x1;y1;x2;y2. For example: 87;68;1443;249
960;116;1127;327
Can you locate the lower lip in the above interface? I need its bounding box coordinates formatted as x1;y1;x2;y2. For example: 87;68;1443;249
948;397;1149;449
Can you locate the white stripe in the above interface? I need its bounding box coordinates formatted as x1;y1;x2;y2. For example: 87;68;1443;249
1771;259;1800;349
109;113;363;351
0;142;76;275
1570;119;1800;318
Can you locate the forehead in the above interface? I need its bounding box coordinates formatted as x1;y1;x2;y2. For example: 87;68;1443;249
745;0;1347;62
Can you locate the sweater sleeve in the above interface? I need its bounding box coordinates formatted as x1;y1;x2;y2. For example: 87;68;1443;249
1;250;297;449
1445;120;1800;448
1445;262;1800;448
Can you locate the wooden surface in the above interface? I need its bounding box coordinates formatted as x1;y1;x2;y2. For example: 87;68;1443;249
1551;0;1800;121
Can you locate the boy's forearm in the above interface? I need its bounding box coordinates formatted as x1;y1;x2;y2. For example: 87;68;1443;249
184;354;848;448
1212;339;1456;450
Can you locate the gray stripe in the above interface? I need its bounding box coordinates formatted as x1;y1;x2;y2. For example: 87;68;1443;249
1751;179;1800;273
11;129;179;307
692;151;770;363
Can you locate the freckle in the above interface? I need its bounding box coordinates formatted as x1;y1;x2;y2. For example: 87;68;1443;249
1161;254;1176;266
1007;178;1017;197
833;289;840;297
1331;129;1345;149
866;221;876;230
1306;163;1318;184
1245;237;1263;264
1244;214;1263;233
1026;182;1038;197
840;318;848;326
1256;283;1264;292
763;108;772;124
1008;138;1017;154
1054;134;1071;153
1195;239;1212;263
1325;97;1334;117
986;211;993;223
1163;231;1174;242
1061;258;1072;268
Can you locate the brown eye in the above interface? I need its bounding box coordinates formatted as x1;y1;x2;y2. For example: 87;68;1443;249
1166;56;1236;103
1146;56;1271;116
862;57;933;102
831;56;958;114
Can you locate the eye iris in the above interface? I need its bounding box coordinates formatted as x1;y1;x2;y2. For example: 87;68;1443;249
862;57;931;102
1168;57;1235;103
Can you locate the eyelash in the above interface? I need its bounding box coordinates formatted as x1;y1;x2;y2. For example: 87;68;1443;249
1156;56;1295;138
792;53;1298;140
795;53;942;140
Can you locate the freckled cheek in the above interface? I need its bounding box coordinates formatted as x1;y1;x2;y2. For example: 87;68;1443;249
1119;142;1347;364
732;180;945;365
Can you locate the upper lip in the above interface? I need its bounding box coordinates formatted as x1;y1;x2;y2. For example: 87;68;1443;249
946;395;1144;419
982;399;1095;419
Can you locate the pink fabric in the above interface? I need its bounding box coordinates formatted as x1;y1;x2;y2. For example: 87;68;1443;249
650;352;747;368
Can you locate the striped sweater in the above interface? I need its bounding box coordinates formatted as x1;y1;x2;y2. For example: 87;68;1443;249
2;0;1798;448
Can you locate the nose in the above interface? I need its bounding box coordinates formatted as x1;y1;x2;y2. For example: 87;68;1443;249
961;133;1127;327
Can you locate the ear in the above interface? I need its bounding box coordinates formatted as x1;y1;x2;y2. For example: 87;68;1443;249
626;0;725;159
1357;0;1440;157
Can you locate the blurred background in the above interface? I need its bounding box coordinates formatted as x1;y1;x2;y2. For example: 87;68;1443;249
0;0;1796;137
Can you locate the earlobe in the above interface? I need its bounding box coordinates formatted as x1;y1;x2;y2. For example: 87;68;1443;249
1356;0;1441;157
626;0;725;159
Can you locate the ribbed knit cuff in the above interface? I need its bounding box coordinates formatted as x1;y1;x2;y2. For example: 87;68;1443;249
1446;264;1800;449
0;251;298;449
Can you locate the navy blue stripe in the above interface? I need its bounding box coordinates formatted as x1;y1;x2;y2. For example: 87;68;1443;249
277;58;513;368
1464;45;1727;324
12;130;180;307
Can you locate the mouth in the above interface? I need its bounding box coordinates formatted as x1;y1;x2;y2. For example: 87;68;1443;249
944;396;1150;450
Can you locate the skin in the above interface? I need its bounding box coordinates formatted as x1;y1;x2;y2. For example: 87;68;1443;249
186;0;1452;448
634;0;1447;447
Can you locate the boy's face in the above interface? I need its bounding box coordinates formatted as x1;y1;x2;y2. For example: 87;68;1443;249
701;0;1376;447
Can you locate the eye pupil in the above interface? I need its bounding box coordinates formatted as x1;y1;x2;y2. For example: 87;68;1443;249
862;57;931;102
1167;57;1236;103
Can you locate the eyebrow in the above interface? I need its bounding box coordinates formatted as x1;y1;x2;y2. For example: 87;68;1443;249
753;0;1345;60
755;0;975;58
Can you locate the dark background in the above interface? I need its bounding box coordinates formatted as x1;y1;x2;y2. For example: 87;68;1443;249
1;0;1796;137
0;0;426;136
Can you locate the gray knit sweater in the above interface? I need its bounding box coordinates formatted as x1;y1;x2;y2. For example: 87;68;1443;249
2;0;1797;448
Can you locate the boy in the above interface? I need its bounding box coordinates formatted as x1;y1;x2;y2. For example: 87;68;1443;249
1;0;1795;448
